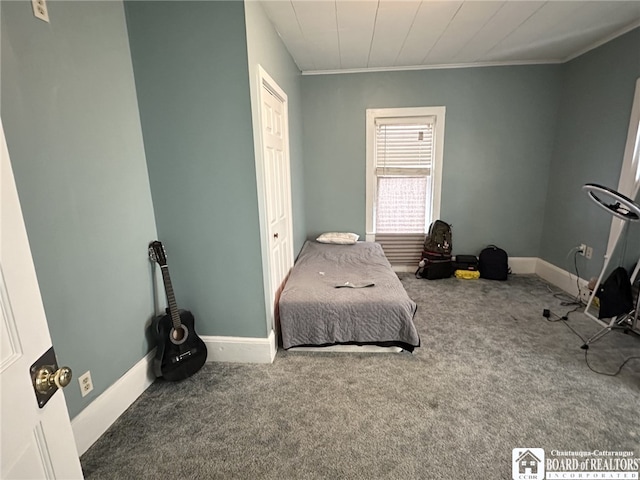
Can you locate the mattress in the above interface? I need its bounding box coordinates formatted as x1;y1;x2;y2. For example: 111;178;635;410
279;241;420;351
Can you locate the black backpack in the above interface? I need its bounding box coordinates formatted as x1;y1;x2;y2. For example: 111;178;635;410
479;245;509;280
423;220;452;255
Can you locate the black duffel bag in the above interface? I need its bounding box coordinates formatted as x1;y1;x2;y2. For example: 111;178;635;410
453;254;479;271
416;251;452;280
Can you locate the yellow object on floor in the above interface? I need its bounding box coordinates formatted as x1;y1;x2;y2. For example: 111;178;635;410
455;270;480;279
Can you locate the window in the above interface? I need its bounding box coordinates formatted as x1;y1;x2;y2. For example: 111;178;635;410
375;121;433;233
366;107;446;267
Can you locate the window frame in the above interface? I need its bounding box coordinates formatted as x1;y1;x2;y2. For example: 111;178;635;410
617;77;640;200
365;106;446;241
606;77;640;257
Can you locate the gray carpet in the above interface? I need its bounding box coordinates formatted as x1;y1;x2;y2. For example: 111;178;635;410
81;274;640;479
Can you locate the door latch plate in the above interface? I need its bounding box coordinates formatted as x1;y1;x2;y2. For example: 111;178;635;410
30;347;59;409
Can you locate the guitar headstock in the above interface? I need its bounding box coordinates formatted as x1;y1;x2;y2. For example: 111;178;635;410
148;241;168;267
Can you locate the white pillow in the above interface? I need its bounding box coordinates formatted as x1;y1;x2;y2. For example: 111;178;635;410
316;232;359;245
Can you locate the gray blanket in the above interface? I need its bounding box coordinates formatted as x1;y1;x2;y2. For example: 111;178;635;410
279;241;420;350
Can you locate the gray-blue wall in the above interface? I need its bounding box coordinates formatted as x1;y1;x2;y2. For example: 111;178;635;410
245;1;305;254
2;0;304;420
124;1;268;338
1;1;158;418
301;66;562;257
540;28;640;281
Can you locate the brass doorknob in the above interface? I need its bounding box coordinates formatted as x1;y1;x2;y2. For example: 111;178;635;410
34;365;72;394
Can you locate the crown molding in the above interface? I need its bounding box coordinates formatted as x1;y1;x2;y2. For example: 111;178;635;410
301;59;563;76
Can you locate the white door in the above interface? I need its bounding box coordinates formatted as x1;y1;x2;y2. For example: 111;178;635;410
0;120;83;479
259;69;294;331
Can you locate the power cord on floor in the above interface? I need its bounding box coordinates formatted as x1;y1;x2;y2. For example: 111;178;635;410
572;250;585;304
542;307;639;376
544;251;585;307
547;247;584;307
542;306;581;324
545;285;582;307
584;351;640;376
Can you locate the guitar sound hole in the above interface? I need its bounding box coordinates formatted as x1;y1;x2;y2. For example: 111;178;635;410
170;325;189;345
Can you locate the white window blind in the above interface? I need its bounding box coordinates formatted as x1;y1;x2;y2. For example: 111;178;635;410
374;117;435;234
375;120;434;174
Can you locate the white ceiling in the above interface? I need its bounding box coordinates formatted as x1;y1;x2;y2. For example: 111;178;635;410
259;1;640;74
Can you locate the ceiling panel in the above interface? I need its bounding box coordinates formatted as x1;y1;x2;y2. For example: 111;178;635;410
336;1;378;69
260;0;640;74
452;1;545;63
291;1;341;70
485;2;626;61
394;1;463;67
548;1;640;59
367;0;422;68
261;1;317;70
424;1;505;64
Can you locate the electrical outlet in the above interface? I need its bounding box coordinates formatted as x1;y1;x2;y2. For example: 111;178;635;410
578;243;586;256
78;371;93;397
585;246;593;259
31;0;49;23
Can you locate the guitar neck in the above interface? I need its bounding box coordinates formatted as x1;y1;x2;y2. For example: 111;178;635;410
160;266;182;329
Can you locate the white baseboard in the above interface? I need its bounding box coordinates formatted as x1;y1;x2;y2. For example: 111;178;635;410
535;257;589;299
509;257;537;274
202;330;276;364
72;349;156;456
71;332;277;456
393;256;537;275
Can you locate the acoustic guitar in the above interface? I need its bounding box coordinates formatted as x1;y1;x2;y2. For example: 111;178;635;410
149;241;207;381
